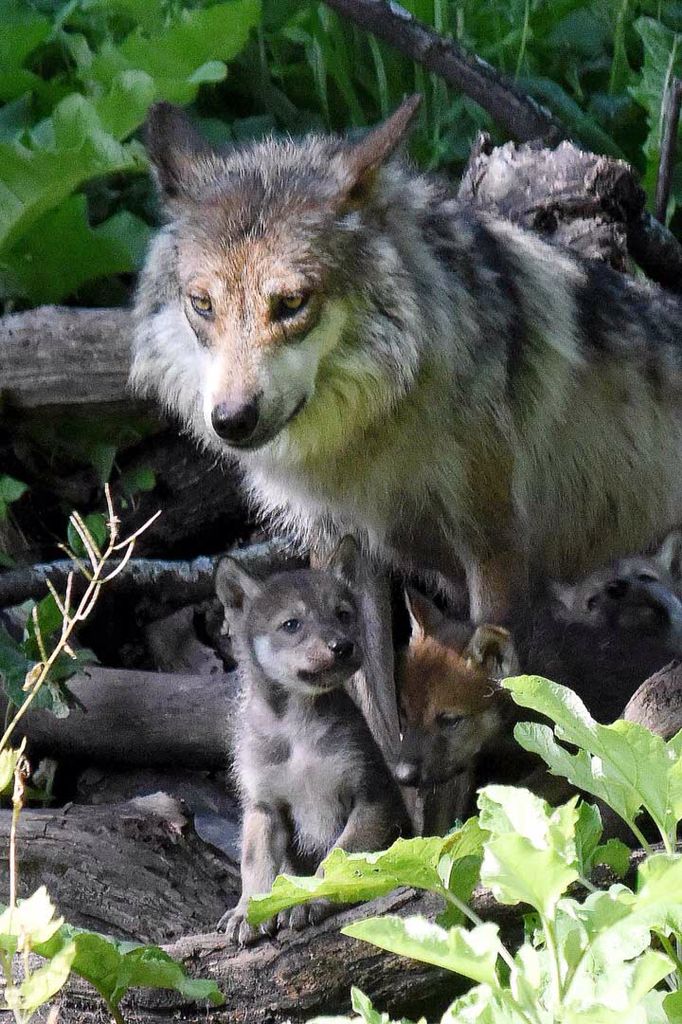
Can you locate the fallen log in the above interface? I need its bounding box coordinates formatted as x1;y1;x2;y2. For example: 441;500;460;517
15;666;237;770
622;659;682;739
0;539;293;614
0;306;131;410
0;794;239;944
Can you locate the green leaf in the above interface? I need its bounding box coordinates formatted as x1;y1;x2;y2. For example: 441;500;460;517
631;18;682;202
0;622;36;709
90;1;261;105
0;475;28;504
478;786;579;917
248;825;485;925
3;193;150;304
120;465;156;497
505;676;681;845
18;941;76;1013
343;916;503;987
592;838;631;878
664;990;682;1023
0;748;18;796
33;926;224;1009
0;93;146;254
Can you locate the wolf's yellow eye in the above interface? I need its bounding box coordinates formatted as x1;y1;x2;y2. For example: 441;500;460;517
273;292;309;321
190;293;213;317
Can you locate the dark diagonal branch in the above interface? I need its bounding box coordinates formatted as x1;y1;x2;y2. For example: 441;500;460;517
322;0;565;144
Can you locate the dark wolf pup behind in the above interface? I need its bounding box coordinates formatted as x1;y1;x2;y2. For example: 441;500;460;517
132;96;682;623
215;539;411;946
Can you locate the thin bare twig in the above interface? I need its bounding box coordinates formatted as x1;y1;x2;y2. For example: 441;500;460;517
655;75;682;224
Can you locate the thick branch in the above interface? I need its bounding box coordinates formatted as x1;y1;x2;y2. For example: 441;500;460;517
15;666;236;769
322;0;564;144
0;541;292;611
0;306;131;409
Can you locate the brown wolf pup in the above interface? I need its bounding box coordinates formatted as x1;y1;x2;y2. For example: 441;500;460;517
216;538;411;945
132;97;682;624
395;591;525;833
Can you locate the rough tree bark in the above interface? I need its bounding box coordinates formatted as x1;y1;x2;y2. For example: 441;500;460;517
0;794;239;944
13;666;236;770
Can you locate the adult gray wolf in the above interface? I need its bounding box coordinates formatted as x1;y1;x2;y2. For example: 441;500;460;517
131;96;682;624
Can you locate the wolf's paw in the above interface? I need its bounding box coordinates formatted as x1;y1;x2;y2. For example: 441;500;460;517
219;904;275;947
278;898;339;932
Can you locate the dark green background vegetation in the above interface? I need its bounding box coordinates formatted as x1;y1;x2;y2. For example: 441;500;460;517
2;0;682;314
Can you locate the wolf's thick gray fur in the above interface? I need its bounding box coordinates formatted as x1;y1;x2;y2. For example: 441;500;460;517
132;97;682;622
216;541;411;945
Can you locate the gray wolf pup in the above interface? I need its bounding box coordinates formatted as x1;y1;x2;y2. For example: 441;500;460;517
132;97;682;623
216;538;411;946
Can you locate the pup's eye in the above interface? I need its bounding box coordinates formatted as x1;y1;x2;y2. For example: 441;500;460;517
336;605;354;625
272;292;309;321
279;618;301;634
190;293;213;317
436;713;463;728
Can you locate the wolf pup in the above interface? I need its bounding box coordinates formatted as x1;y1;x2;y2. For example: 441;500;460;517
132;97;682;624
216;539;411;945
395;591;524;832
520;531;682;721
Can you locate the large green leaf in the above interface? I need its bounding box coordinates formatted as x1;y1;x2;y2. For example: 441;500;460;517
631;17;682;202
89;1;261;105
2;193;149;304
248;822;486;925
343;917;503;987
504;676;680;845
0;94;145;254
478;786;580;917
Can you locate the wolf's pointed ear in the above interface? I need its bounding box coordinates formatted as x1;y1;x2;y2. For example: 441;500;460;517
324;535;360;587
405;587;443;643
215;557;263;632
145;102;215;203
657;531;682;582
341;94;421;206
464;625;519;680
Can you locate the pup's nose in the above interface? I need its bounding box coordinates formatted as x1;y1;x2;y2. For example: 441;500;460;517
394;760;421;786
605;578;629;600
211;398;260;445
328;638;355;661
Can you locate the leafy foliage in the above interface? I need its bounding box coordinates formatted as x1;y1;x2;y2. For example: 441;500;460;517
242;677;682;1024
0;887;223;1019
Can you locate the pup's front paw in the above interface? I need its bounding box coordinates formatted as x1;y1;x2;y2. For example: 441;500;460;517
219;903;275;947
278;898;339;932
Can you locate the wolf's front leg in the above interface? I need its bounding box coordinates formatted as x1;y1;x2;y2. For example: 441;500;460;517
284;797;406;931
465;550;528;625
221;802;291;946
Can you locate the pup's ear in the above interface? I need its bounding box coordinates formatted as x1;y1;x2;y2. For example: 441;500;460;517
340;94;421;206
405;587;444;643
464;625;519;680
215;557;263;632
657;531;682;582
145;102;215;204
324;535;360;587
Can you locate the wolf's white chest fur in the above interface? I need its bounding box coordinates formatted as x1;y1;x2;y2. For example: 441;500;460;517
239;712;358;855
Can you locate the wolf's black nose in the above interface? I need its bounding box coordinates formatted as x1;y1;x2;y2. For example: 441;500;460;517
605;578;629;600
328;638;354;661
211;398;260;445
